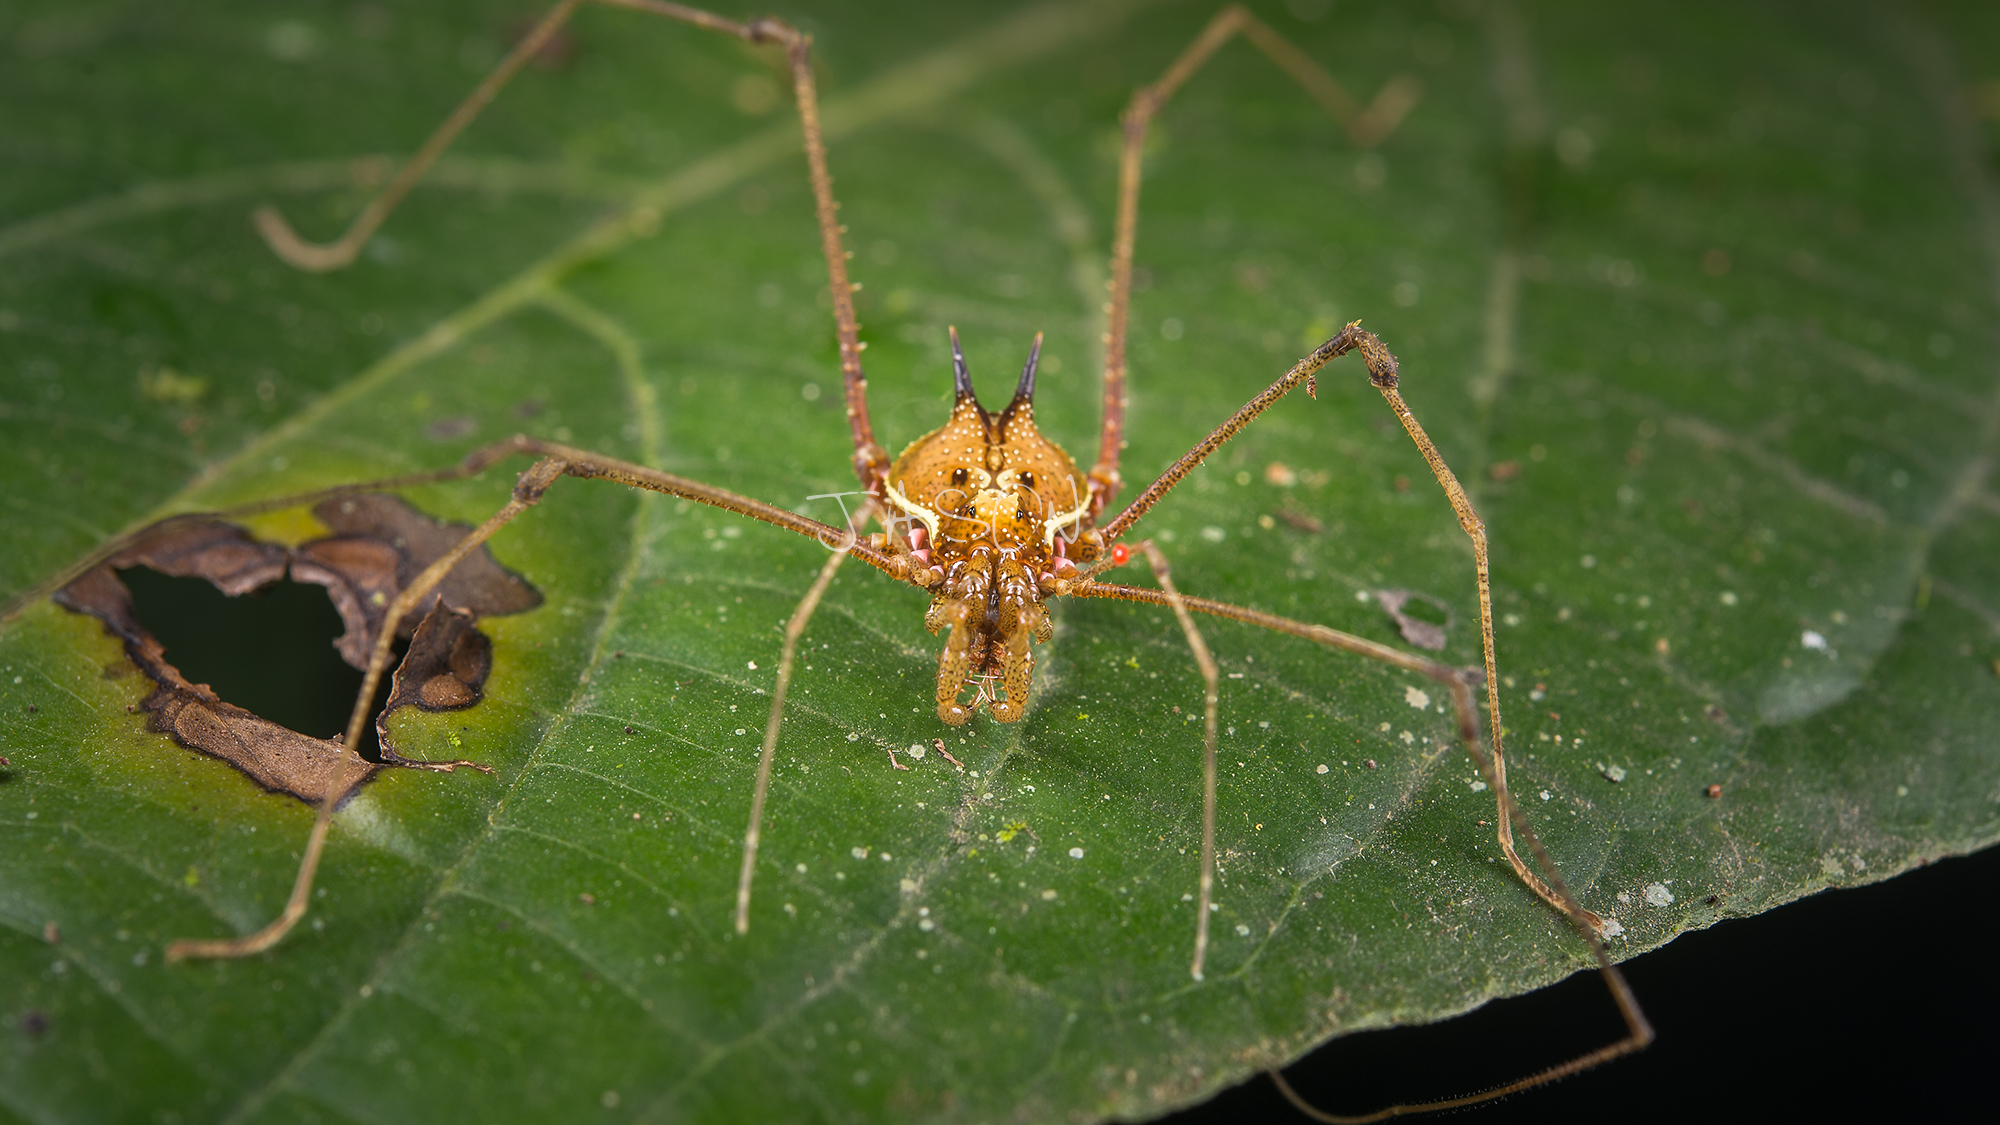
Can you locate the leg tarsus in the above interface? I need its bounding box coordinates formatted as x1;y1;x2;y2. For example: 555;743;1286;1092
1136;541;1219;982
736;547;849;935
1059;580;1654;1109
255;0;592;271
165;457;570;961
166;787;342;962
1093;6;1420;513
249;0;890;495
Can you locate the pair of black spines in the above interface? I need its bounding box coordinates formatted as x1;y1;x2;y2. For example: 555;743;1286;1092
948;325;1044;428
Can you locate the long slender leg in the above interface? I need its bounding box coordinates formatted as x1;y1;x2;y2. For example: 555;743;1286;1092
1361;365;1564;927
1086;325;1574;932
251;0;889;490
253;0;587;272
1093;5;1419;516
165;439;926;961
1094;322;1381;545
1135;542;1220;981
736;546;849;935
166;457;568;962
1067;580;1653;1118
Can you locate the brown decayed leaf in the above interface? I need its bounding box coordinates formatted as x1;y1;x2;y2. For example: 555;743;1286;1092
52;495;538;801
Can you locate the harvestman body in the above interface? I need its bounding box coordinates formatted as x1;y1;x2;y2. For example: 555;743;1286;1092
51;1;1653;1117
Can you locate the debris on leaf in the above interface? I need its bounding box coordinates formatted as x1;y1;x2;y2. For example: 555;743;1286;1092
1374;588;1451;651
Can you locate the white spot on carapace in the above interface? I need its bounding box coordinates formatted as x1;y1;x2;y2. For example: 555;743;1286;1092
1316;764;1329;775
1068;847;1085;859
1643;882;1674;907
1404;685;1431;710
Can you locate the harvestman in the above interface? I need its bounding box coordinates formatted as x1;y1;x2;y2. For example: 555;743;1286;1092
94;1;1652;1117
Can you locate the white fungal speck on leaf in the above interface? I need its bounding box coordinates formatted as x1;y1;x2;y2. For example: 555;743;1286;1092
1404;685;1431;710
1643;882;1674;907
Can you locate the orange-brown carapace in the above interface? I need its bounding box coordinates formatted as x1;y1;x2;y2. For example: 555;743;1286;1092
878;329;1104;724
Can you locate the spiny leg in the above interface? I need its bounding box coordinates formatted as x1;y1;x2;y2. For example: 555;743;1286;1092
1088;6;1568;926
1093;4;1418;516
1067;579;1654;1118
736;546;849;935
166;439;916;960
1134;542;1220;982
1087;326;1582;924
252;0;890;491
1361;361;1572;923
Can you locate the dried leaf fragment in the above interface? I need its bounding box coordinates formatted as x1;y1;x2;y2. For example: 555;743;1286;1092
54;564;375;804
52;494;538;801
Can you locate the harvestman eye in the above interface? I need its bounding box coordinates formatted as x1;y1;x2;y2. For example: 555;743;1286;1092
69;2;1658;1119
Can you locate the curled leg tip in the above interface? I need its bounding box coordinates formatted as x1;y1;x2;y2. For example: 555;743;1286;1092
252;205;359;273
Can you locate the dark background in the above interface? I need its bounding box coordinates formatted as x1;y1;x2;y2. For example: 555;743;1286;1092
1168;841;2000;1123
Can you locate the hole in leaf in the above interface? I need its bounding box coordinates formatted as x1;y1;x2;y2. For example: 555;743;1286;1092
119;565;401;751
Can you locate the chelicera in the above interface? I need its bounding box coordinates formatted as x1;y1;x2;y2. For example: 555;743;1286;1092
31;1;1655;1116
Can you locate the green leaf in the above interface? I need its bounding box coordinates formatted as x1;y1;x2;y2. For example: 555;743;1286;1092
4;1;1998;1121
